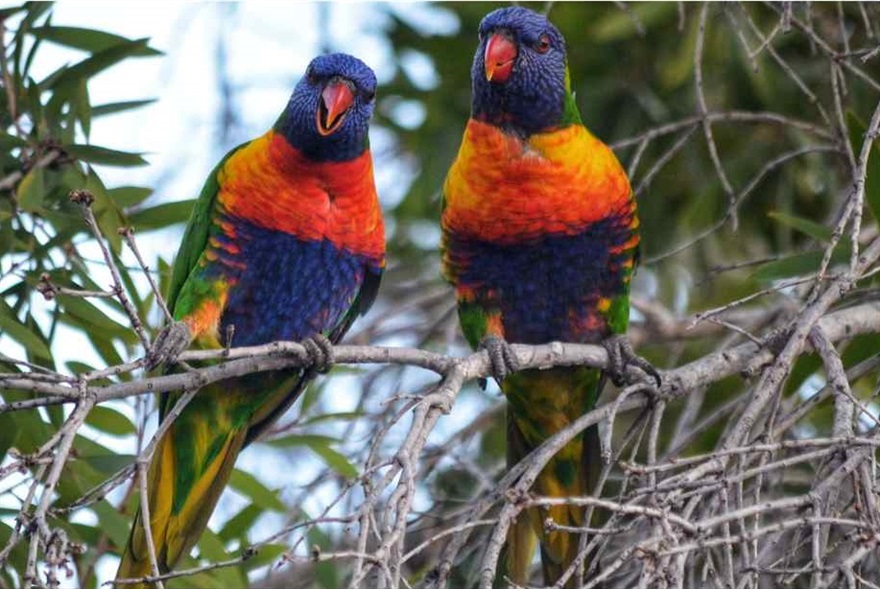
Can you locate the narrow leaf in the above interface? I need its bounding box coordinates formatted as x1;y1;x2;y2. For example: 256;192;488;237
753;245;851;281
228;469;286;512
127;200;196;231
0;132;27;151
91;99;157;117
108;186;153;208
846;112;880;225
30;26;162;56
80;453;135;474
308;441;358;479
265;434;340;448
16;166;45;212
56;294;133;339
0;6;25;19
86;406;135;436
75;78;91;138
0;413;21;462
50;38;156;90
218;503;262;543
767;211;832;242
0;299;51;357
65;144;147;167
93;500;130;549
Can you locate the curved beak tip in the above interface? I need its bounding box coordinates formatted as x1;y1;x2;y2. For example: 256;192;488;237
317;81;354;136
484;33;517;83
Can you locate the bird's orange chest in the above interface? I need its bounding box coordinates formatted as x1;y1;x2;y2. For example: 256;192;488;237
217;132;384;259
442;120;631;243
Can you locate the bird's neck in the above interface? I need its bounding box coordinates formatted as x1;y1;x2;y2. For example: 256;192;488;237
273;113;368;163
471;78;579;138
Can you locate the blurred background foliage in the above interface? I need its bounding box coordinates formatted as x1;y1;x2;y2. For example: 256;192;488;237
1;2;879;587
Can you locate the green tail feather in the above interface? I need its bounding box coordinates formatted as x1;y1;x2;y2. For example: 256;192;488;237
501;367;603;587
116;425;247;588
116;370;303;587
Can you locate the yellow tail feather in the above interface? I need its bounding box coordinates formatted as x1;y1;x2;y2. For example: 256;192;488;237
116;420;248;588
502;368;602;587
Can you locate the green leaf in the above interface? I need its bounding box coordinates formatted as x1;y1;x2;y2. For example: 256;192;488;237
65;144;147;167
66;360;97;374
866;149;880;228
91;99;157;117
265;434;340;448
25;76;46;138
93;499;131;549
753;245;851;281
127;200;195;231
0;299;51;357
108;186;153;208
0;521;28;581
80;453;135;474
591;2;675;41
84;168;124;253
48;38;157;93
308;441;358;479
308;525;339;589
13;3;52;81
56;294;134;341
86;328;127;368
239;543;286;572
299;410;365;427
192;530;248;588
5;409;53;456
228;469;286;512
0;6;25;20
86;405;135;436
16;165;45;212
0;131;27;151
196;528;231;562
767;211;832;242
846;111;880;225
30;26;162;56
218;503;262;543
0;413;21;462
74;78;91;138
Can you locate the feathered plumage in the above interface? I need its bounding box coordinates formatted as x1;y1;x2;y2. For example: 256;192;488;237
441;7;640;586
117;53;384;587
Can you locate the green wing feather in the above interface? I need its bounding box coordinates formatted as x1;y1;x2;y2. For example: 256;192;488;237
165;141;249;315
443;85;637;584
157;141;248;421
122;137;383;585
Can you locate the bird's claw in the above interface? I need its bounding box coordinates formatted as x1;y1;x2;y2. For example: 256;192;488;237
146;321;192;370
302;333;334;374
479;335;520;386
602;334;661;388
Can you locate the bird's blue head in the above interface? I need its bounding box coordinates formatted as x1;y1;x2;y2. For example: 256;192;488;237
277;53;377;162
471;7;573;137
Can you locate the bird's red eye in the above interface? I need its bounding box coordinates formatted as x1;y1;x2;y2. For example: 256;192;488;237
536;34;551;53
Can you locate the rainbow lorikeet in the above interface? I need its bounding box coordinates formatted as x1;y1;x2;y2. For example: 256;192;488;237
116;53;384;586
441;7;657;586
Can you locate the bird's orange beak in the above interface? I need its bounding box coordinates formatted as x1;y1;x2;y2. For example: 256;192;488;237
485;33;517;83
317;80;354;136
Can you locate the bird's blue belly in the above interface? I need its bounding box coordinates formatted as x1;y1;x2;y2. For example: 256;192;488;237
208;217;368;346
447;218;633;344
